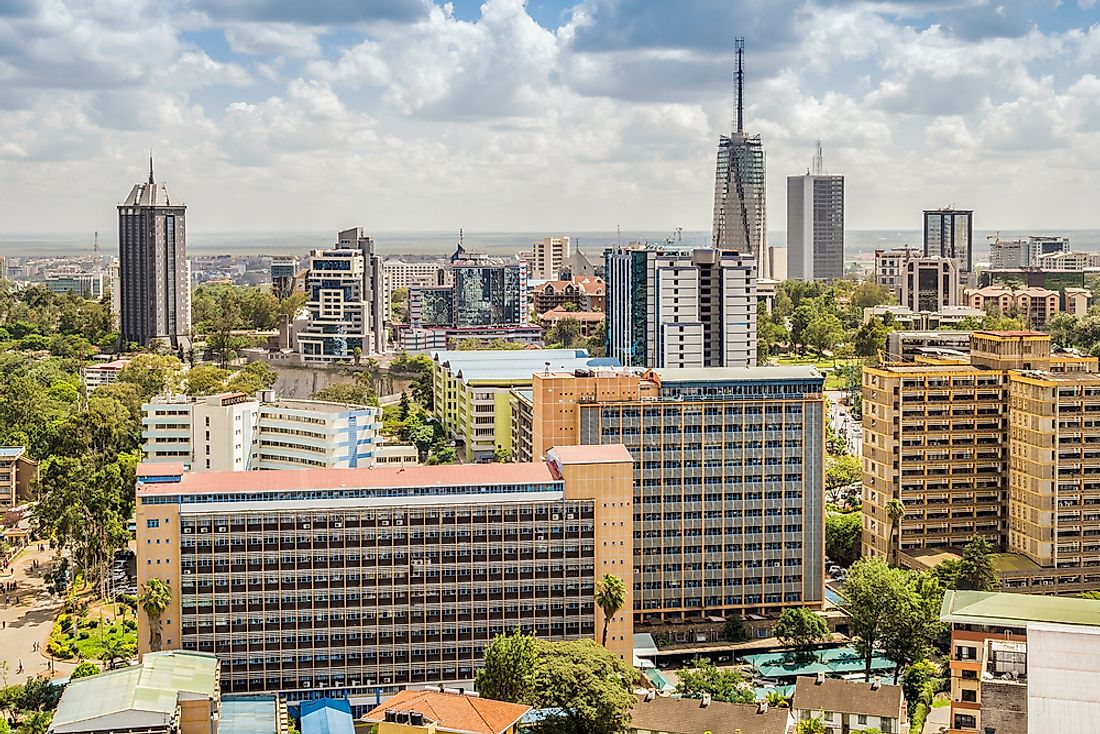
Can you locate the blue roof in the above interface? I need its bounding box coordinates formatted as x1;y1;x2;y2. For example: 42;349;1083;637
221;695;280;734
300;698;353;734
742;646;896;680
0;448;24;457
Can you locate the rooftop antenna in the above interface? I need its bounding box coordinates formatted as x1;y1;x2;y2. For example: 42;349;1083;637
734;37;745;135
459;228;463;248
675;227;683;243
617;224;622;248
93;231;101;275
813;140;824;175
148;151;155;185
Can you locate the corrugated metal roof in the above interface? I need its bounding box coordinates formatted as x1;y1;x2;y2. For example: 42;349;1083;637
940;590;1100;628
221;695;280;734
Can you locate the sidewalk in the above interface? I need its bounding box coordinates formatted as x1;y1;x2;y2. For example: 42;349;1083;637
0;544;76;684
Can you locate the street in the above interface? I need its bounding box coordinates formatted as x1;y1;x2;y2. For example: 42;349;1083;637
0;543;76;685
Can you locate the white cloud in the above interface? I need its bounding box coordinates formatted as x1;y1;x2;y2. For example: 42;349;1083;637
224;23;320;57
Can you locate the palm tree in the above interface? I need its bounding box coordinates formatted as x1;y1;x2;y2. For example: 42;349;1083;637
595;574;626;648
100;636;129;670
764;690;790;709
139;579;171;652
796;717;826;734
886;498;906;567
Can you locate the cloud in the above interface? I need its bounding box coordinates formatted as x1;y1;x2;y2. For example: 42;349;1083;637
224;23;321;57
189;0;431;25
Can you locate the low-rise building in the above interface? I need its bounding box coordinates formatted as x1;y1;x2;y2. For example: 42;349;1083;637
256;399;382;470
792;674;905;734
83;358;131;390
45;272;105;299
531;276;605;314
0;447;36;509
1036;250;1100;270
965;285;1062;327
363;690;530;734
628;692;790;734
372;444;419;466
537;307;605;338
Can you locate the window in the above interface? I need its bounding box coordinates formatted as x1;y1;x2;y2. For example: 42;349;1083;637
146;519;160;529
962;689;977;702
954;714;977;730
858;715;868;725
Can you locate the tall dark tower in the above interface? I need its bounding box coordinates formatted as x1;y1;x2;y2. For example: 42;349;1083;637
118;157;191;349
712;38;768;276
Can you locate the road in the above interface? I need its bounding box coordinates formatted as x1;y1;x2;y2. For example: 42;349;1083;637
923;702;950;734
0;544;76;684
826;389;862;458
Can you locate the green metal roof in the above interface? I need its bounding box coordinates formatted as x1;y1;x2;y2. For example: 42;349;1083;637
222;695;281;734
52;651;218;734
742;646;896;680
940;590;1100;628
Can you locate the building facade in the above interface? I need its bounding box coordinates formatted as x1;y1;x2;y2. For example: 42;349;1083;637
874;248;921;299
965;286;1062;327
923;208;974;276
46;273;105;299
0;448;35;509
408;286;454;328
256;400;382;470
297;229;385;363
118;160;192;349
605;246;757;369
382;260;450;325
523;366;826;621
900;256;959;312
531;277;605;315
451;257;527;327
528;236;571;281
135;447;635;700
787;171;844;282
270;257;301;299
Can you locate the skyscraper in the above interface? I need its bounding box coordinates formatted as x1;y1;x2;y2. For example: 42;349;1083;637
118;158;191;349
451;254;528;327
605;245;757;369
923;208;974;276
787;143;845;281
712;39;767;276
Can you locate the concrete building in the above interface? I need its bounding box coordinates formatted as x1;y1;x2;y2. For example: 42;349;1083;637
965;285;1062;327
135;446;635;700
863;306;985;332
49;650;220;734
528;236;571;281
408;286;453;328
900;256;959;312
885;331;972;363
940;590;1100;734
118;159;191;349
605;245;756;369
521;365;826;622
1036;250;1100;270
270;256;300;299
451;256;527;328
531;277;605;314
1065;287;1091;316
792;675;905;734
46;272;104;299
924;208;974;276
430;349;619;462
768;247;788;282
713;41;768;276
537;307;604;338
83;358;131;390
874;248;921;299
787;154;844;282
989;238;1027;270
297;229;385;364
382;260;450;325
1027;235;1071;265
142;394;382;472
0;447;36;509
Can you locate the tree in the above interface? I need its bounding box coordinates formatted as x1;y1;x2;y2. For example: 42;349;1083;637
117;354;183;399
764;690;790;709
901;658;938;712
982;313;1028;331
531;639;636;734
886;498;906;567
184;365;230;396
845;557;908;678
425;445;457;465
595;574;626;648
546;318;582;348
774;607;829;659
826;455;862;491
139;579;172;652
70;662;100;680
100;635;131;670
674;658;754;704
492;446;512;463
854;318;889;358
475;629;539;704
723;616;748;642
312;382;375;405
796;717;825;734
225;361;277;394
804;312;845;358
826;512;861;567
1078;590;1100;600
931;559;961;590
957;535;998;591
880;572;943;682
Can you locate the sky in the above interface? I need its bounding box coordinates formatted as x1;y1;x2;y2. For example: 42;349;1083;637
1;0;1098;237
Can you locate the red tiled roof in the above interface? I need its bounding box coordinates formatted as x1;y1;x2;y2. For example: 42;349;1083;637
135;461;558;496
362;690;531;734
548;444;633;465
539;308;605;322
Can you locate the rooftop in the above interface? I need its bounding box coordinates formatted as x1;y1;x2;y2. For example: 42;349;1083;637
433;348;589;364
362;690;530;734
792;676;903;719
547;444;633;465
628;694;789;734
136;461;559;496
940;590;1100;628
221;695;283;734
299;698;353;734
261;399;377;414
0;447;25;458
652;366;823;383
743;646;896;680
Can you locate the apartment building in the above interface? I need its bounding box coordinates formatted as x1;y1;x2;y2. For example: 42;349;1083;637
142;394;381;472
520;365;826;622
134;445;634;700
605;245;757;369
874;247;920;298
1036;250;1100;270
83;358;131;390
965;285;1062;327
0;448;35;509
430;349;619;462
792;675;905;734
531;277;605;314
940;590;1100;734
527;236;571;281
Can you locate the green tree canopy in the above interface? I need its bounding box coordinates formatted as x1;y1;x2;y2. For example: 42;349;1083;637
825;512;862;567
531;639;636;734
844;557;910;678
774;607;830;658
826;455;862;491
674;658;754;704
184;365;231;395
474;629;539;704
70;662;100;680
117;354;183;399
957;535;998;592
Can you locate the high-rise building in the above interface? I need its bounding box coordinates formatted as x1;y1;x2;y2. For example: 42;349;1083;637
712;39;767;275
900;256;959;312
297;228;385;363
135;446;635;698
451;255;527;327
118;159;191;349
381;259;450;325
270;256;300;299
787;144;844;281
522;366;826;621
923;208;974;276
605;245;756;369
529;236;571;280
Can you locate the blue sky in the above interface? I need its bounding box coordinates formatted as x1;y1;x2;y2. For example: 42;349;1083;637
1;0;1098;234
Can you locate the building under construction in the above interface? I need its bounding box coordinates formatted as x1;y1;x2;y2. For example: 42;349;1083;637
712;38;768;277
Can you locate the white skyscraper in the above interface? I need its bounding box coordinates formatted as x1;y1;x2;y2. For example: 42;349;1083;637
787;143;845;281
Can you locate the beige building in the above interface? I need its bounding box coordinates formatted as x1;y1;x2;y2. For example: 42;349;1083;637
792;675;905;734
0;448;36;509
528;236;571;280
900;256;960;312
965;285;1062;327
874;247;920;298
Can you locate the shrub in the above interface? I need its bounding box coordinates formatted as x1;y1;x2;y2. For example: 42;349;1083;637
910;702;929;733
70;662;100;680
123;619;137;631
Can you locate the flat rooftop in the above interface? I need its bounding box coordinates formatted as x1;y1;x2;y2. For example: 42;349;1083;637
653;366;823;382
261;399;375;414
548;444;633;465
136;461;560;496
941;590;1100;628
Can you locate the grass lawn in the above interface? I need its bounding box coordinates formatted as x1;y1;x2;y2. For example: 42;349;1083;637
49;600;137;662
774;353;836;368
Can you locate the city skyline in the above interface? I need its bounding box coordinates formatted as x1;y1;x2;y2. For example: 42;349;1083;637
1;1;1098;236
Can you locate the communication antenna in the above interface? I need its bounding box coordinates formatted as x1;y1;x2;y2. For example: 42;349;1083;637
675;227;683;243
734;37;745;135
93;231;101;276
617;224;622;248
813;140;824;175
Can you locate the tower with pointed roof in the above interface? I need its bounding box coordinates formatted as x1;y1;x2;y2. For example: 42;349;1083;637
118;157;191;349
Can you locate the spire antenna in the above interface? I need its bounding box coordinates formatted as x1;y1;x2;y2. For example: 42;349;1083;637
813;140;823;175
148;151;155;185
734;37;745;135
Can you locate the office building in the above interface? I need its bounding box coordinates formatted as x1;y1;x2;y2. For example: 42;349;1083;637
270;256;300;299
395;325;543;354
989;238;1026;270
0;447;35;509
46;272;105;299
885;331;972;363
965;286;1061;327
605;245;757;369
874;248;921;298
1035;250;1100;270
1027;235;1070;266
712;40;767;275
900;256;959;312
787;145;844;281
522;366;826;621
82;358;131;390
382;260;450;325
142;394;381;472
940;590;1100;734
792;676;905;734
528;236;571;281
118;158;192;349
864;305;984;332
451;255;527;328
430;349;619;462
531;277;605;314
768;246;788;282
135;446;635;699
297;229;385;363
408;286;454;328
923;208;974;276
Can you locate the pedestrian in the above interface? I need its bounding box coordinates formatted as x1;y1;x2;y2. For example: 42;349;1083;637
16;659;21;674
